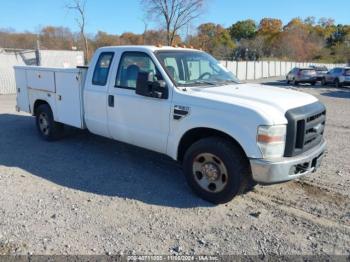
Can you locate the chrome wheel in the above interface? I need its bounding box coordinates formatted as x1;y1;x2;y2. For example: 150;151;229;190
192;153;228;193
38;112;50;136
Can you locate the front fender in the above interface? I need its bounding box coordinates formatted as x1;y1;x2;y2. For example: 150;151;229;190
166;107;264;160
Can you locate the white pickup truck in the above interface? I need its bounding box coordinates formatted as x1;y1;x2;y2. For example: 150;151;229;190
14;46;326;204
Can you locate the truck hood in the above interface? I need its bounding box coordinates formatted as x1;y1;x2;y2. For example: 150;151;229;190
186;83;318;124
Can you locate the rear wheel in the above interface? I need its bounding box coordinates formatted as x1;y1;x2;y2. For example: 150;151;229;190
311;81;316;86
183;137;250;204
36;104;64;141
321;78;326;86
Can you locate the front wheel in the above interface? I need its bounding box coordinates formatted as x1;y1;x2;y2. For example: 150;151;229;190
335;78;342;88
183;137;250;204
292;79;299;86
36;104;64;141
321;78;326;86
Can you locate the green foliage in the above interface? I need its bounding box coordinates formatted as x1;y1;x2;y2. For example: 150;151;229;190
229;20;256;41
189;23;235;59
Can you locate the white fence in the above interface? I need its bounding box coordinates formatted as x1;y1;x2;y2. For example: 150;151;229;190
220;60;346;81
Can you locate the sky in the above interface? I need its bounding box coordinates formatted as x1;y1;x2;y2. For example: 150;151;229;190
0;0;349;35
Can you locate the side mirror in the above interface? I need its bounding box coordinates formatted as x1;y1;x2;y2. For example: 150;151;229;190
136;72;167;99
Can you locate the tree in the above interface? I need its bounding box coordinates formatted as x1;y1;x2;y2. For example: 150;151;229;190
39;26;74;50
0;30;37;49
304;16;316;26
255;18;283;57
229;20;256;41
258;18;282;36
66;0;89;64
120;32;144;45
141;0;204;46
93;31;121;49
313;17;337;40
275;28;323;61
189;23;235;59
235;35;265;60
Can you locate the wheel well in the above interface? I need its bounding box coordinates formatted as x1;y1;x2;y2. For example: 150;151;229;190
33;100;49;116
177;127;247;162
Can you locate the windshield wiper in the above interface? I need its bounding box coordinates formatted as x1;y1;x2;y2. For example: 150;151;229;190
191;80;217;86
219;79;240;84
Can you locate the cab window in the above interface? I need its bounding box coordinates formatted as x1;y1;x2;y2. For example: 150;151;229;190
92;52;114;86
115;52;163;89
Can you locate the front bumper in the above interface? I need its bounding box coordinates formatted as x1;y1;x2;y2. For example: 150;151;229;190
250;140;326;184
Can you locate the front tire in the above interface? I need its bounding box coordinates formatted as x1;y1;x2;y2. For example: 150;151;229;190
335;78;342;88
36;104;64;141
292;79;299;86
321;78;326;86
183;137;250;204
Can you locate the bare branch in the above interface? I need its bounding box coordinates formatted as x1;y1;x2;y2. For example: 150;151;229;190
66;0;89;64
141;0;204;45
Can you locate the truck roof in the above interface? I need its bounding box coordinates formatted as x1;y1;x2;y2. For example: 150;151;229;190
97;45;202;53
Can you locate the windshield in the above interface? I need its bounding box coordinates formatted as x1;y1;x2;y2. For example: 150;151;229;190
155;50;240;87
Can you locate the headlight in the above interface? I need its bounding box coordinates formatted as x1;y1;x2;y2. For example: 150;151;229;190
257;125;286;159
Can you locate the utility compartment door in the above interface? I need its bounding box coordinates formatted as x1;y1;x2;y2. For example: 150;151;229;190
14;68;30;113
55;71;83;128
26;69;56;92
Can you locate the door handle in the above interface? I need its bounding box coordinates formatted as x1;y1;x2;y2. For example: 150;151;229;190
108;95;114;107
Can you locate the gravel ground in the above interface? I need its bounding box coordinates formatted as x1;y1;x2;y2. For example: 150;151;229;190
0;79;349;257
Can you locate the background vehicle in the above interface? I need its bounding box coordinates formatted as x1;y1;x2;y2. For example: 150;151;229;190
14;46;326;204
309;65;328;82
321;67;350;87
286;67;317;86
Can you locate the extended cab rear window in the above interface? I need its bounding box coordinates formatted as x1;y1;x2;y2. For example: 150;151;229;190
92;52;114;86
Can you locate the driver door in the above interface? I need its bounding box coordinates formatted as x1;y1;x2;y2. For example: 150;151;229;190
325;69;335;83
107;51;171;153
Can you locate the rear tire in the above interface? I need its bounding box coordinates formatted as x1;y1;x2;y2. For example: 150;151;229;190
292;79;299;86
321;78;326;86
35;104;64;141
183;137;250;204
311;81;316;86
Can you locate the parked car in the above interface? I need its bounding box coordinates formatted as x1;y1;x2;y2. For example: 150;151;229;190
286;67;317;86
321;67;350;87
14;46;326;204
309;65;328;81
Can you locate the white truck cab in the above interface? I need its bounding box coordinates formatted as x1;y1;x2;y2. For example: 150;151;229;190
15;46;326;204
